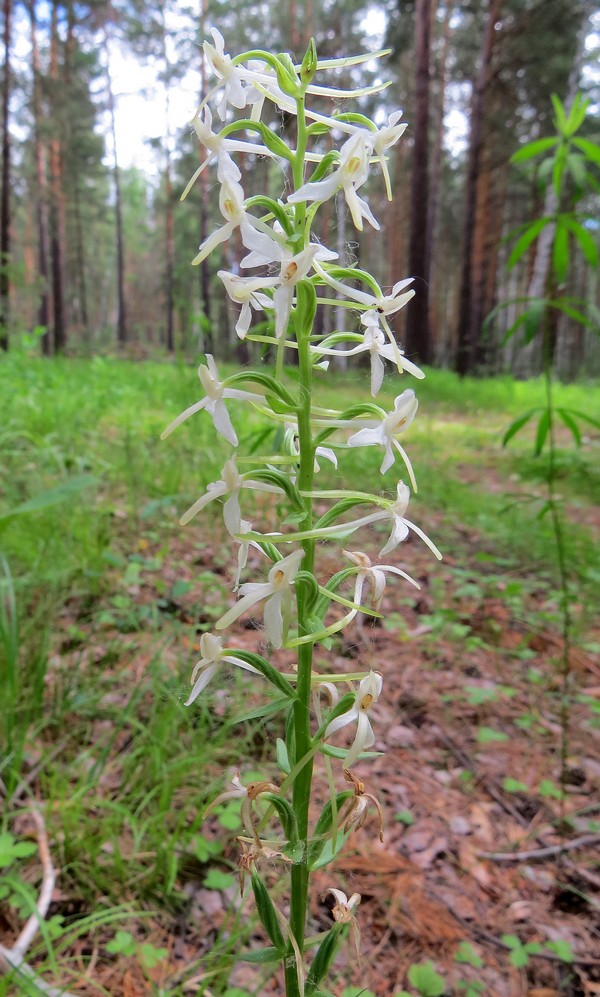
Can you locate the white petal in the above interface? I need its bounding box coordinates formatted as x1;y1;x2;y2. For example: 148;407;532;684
223;492;241;535
216;582;273;631
180;481;228;526
370;352;385;396
263;590;284;647
161;398;208;439
192;222;235;266
185;662;219;705
212;399;238;446
325;705;359;738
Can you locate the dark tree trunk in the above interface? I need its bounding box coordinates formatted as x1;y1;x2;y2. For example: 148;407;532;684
0;0;11;351
103;31;127;345
49;0;66;352
198;0;212;352
405;0;432;364
29;0;51;353
455;0;503;376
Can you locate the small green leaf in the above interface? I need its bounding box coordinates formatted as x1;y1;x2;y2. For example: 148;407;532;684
507;218;551;269
510;137;558;164
502;409;539;446
307;926;343;988
394;810;415;826
538;779;562;800
476;727;509;744
0;833;37;868
562;217;599;267
557;408;582;446
454;941;483;968
503;778;528;793
552;220;569;283
572;136;600;166
276;737;291;774
407;961;445;997
534;409;551;456
106;930;137;957
139;943;168;969
240;947;281;964
546;940;574;962
204;869;236;891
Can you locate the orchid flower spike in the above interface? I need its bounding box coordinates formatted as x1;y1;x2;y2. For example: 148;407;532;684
160;354;263;447
179;457;283;532
324;670;382;769
185;633;262;705
343;549;419;611
216;548;305;648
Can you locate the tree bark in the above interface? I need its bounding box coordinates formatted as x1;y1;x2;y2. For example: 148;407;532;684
405;0;432;364
103;30;127;345
0;0;11;351
455;0;503;376
49;0;67;352
29;0;51;353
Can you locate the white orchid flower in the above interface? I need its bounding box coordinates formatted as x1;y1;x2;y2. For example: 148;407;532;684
313;259;417;370
343;550;419;610
238;239;337;338
324;670;382;769
160;354;263;447
370;111;408;200
202;28;263;120
313;318;424;397
179;457;284;531
181;105;280;200
193;178;283;268
328;886;362;958
204;769;279;841
217;271;278;339
185;633;262;705
288;131;379;231
279;482;441;560
345;389;418;485
216;548;304;648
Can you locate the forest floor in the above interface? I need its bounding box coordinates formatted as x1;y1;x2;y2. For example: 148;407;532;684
1;356;599;997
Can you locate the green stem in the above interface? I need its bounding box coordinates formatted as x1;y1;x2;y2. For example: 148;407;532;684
542;326;572;824
285;89;315;997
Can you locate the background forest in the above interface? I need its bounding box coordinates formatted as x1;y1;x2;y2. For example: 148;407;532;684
1;3;600;997
1;0;599;375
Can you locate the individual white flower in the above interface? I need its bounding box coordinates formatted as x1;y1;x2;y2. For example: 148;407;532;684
181;106;281;200
288;131;379;231
327;887;362;957
192;178;283;268
203;28;261;119
312;317;424;397
324;670;382;769
346;389;419;484
217;271;278;339
313;259;417;369
239;239;337;338
179;457;284;531
286;482;442;561
160;354;263;447
370;111;408;200
204;769;280;841
343;550;419;611
185;633;262;705
216;548;304;648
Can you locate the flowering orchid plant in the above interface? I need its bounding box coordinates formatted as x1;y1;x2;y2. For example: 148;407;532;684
163;29;441;996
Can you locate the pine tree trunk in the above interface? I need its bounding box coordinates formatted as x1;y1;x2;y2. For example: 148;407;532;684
49;0;67;352
405;0;432;364
103;31;127;346
198;0;212;352
455;0;503;376
0;0;11;352
29;0;51;353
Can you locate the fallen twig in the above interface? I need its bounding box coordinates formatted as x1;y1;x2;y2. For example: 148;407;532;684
0;807;77;997
479;832;600;863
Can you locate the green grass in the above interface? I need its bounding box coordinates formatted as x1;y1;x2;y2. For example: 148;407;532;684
1;352;599;994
